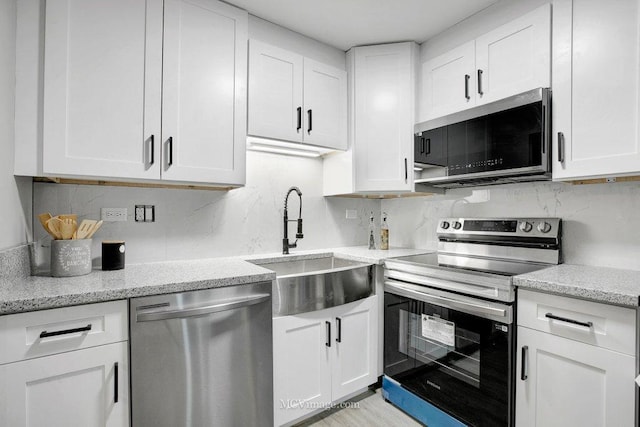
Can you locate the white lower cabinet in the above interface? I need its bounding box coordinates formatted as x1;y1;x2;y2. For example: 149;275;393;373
0;301;129;427
1;342;129;427
516;290;636;427
273;296;378;426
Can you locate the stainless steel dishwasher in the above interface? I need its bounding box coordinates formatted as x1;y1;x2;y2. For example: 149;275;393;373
130;282;273;427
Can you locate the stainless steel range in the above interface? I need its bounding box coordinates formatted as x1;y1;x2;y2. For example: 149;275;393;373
382;217;561;427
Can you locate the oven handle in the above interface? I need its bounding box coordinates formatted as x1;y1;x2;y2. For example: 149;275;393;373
385;280;508;319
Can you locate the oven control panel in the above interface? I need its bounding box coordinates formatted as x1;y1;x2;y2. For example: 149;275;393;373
438;218;561;239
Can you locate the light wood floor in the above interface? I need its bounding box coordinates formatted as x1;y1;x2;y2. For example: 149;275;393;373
295;389;423;427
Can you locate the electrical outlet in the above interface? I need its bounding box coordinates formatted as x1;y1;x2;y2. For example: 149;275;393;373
135;206;145;222
135;205;155;222
345;209;358;219
101;207;127;222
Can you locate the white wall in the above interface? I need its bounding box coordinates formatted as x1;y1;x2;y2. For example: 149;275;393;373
33;151;379;269
0;0;31;251
383;181;640;271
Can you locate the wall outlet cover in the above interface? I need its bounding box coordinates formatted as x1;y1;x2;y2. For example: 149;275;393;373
101;207;127;222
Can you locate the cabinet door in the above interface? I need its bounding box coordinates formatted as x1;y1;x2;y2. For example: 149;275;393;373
516;326;635;427
273;313;332;426
354;43;416;192
0;342;128;427
331;296;378;400
248;40;304;143
303;59;347;150
42;0;162;179
161;0;247;185
475;4;550;105
553;0;640;180
421;41;475;120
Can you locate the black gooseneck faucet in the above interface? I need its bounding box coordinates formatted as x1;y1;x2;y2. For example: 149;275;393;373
283;186;303;254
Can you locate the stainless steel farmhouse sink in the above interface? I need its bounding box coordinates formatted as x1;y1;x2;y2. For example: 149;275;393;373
251;256;374;316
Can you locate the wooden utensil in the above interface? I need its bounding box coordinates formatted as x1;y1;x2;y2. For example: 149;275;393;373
38;213;56;239
76;220;98;239
46;217;63;240
60;218;77;240
85;220;103;239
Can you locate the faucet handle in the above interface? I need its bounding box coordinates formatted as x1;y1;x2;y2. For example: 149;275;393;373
296;218;304;239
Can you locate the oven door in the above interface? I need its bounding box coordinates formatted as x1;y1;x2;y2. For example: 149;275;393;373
384;280;514;427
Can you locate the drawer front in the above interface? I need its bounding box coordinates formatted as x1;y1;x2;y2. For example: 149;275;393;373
0;300;128;365
518;289;636;355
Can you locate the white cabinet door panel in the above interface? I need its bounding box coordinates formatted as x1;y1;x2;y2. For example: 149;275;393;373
331;296;378;400
0;342;129;427
516;326;635;427
303;59;347;150
475;4;550;105
161;0;247;184
248;40;303;143
422;41;475;121
42;0;162;179
273;314;332;426
354;43;415;192
553;0;640;180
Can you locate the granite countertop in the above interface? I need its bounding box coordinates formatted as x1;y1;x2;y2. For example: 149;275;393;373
514;264;640;307
0;246;432;315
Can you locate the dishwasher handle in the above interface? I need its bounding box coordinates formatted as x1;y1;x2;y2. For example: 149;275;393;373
136;293;270;322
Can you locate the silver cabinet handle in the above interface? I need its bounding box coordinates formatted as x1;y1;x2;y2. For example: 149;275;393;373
557;132;565;163
521;346;528;380
136;294;270;322
545;312;593;328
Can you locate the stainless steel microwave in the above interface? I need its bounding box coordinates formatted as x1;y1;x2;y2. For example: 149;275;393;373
414;88;551;188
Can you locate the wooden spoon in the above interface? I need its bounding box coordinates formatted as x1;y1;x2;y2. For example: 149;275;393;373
85;220;103;239
60;218;76;240
38;213;56;239
46;217;63;240
76;220;98;239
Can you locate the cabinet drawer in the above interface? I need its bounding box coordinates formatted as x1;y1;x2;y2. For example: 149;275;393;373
518;289;635;355
0;300;128;365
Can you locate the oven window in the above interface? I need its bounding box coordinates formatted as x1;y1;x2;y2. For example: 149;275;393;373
384;293;513;427
409;312;481;388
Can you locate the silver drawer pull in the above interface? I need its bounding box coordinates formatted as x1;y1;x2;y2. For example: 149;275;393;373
545;312;593;328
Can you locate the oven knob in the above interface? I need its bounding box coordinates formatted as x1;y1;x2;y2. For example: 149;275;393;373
537;221;552;233
452;221;462;230
440;221;450;230
519;221;533;232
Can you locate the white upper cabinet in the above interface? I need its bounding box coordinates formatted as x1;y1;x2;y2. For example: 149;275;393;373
42;0;162;180
303;58;347;149
353;43;416;193
420;4;550;122
161;0;247;184
248;40;347;150
422;41;475;120
16;0;247;186
553;0;640;180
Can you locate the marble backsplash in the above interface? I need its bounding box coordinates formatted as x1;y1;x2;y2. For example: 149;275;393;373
382;181;640;271
32;150;640;272
32;151;379;271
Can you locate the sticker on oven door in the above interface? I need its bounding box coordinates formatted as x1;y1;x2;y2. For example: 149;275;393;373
422;314;455;347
